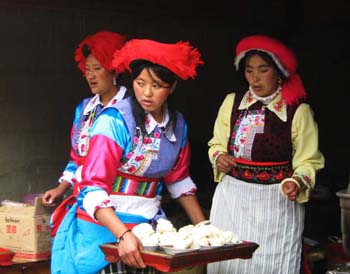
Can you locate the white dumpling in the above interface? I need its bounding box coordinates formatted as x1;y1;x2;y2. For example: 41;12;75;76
132;223;155;239
194;224;218;238
192;235;210;247
222;230;233;243
230;232;240;244
216;229;240;244
177;229;192;240
158;231;177;246
178;224;194;234
141;233;159;246
190;241;200;249
208;236;224;247
173;237;193;249
156;218;176;233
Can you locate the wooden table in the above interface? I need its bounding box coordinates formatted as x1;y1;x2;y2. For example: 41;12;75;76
0;260;50;274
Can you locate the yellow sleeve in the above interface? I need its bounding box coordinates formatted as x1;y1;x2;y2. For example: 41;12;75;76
291;103;325;203
208;93;235;182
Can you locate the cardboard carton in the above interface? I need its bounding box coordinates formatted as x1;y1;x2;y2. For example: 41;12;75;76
0;197;52;262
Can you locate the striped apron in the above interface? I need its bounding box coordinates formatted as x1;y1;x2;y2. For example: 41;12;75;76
207;175;304;274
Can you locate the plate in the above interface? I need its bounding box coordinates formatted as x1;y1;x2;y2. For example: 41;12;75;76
143;245;159;252
160;245;200;255
200;241;243;250
199;245;215;250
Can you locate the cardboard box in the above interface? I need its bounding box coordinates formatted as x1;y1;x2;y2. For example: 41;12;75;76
0;197;52;262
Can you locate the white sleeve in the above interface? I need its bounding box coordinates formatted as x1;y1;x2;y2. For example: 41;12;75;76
165;176;197;199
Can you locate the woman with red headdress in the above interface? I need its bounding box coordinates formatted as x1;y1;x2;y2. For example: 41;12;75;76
50;38;208;274
42;30;129;207
207;34;324;274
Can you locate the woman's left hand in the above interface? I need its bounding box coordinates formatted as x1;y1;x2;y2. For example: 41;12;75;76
281;180;299;201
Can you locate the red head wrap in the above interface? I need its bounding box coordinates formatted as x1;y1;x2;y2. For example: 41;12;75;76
234;35;306;106
75;30;127;74
112;39;204;80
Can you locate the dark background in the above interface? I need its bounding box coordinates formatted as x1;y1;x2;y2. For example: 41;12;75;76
0;0;349;243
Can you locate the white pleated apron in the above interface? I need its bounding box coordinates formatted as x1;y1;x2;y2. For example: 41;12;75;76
207;175;304;274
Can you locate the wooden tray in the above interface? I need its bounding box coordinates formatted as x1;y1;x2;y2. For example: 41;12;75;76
100;242;259;272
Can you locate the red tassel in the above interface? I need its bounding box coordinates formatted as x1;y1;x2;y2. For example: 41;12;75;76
282;74;307;106
75;31;127;74
112;39;204;80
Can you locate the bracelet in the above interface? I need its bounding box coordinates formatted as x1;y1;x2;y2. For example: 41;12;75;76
118;229;131;242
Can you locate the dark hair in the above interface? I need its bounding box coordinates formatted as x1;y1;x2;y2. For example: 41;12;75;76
129;60;178;136
238;50;286;81
82;44;91;58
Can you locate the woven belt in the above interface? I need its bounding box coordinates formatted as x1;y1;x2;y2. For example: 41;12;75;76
230;159;292;185
111;174;162;198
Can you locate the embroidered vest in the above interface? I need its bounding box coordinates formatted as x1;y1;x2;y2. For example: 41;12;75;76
108;97;186;195
228;92;299;184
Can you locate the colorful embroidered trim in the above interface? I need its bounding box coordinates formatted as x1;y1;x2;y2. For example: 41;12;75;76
112;176;161;198
231;159;292;184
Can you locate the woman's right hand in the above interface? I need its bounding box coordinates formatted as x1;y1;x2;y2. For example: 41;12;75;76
42;187;63;207
42;181;70;207
216;153;237;174
117;231;146;268
95;207;146;268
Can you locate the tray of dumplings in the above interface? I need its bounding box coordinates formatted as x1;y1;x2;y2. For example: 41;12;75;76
100;219;259;272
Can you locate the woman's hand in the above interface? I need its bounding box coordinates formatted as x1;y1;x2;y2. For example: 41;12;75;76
216;153;236;173
117;231;146;268
280;180;299;201
95;207;146;268
42;181;70;206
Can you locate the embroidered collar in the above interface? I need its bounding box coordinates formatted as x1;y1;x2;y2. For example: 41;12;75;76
238;90;287;122
249;86;281;105
83;86;127;115
145;107;176;142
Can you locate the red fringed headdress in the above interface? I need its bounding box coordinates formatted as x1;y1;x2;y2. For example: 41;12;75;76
234;35;306;106
112;39;204;80
75;30;127;74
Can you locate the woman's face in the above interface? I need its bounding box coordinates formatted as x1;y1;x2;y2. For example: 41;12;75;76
244;54;279;97
133;68;175;123
84;54;116;97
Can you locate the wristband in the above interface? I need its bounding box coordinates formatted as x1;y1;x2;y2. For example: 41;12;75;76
118;229;131;242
